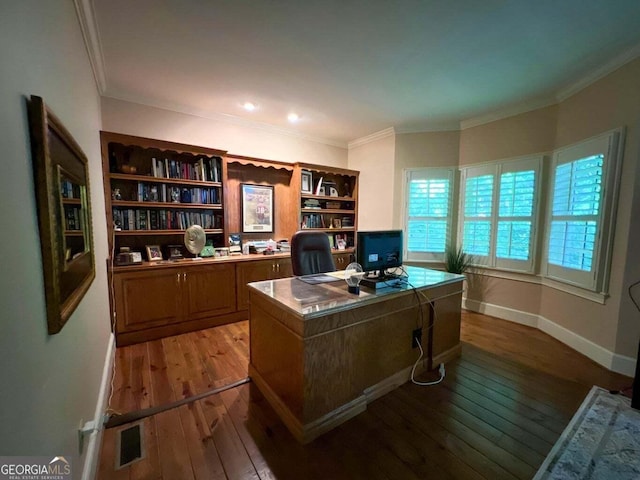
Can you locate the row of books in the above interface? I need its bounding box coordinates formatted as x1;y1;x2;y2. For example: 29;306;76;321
301;214;326;228
113;208;223;231
135;182;221;204
150;156;222;182
60;178;81;199
300;214;355;229
64;206;82;231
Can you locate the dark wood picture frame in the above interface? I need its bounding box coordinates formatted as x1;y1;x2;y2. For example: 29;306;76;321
28;95;95;334
241;184;274;233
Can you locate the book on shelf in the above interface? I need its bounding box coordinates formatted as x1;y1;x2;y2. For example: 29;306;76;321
148;156;222;182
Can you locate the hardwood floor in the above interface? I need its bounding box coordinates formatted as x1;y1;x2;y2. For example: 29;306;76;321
97;311;631;479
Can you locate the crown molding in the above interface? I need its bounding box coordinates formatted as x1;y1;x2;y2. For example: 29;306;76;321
73;0;107;94
103;94;348;149
347;127;396;149
460;96;557;130
395;122;460;134
556;41;640;102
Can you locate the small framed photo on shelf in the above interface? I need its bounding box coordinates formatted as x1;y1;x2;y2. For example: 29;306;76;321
146;245;163;261
228;233;242;254
335;234;347;251
332;218;342;229
167;244;184;260
301;170;313;194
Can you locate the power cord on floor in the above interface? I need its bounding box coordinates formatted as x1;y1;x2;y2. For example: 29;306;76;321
410;338;446;386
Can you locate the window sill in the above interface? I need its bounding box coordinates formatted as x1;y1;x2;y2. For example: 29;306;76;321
405;260;608;304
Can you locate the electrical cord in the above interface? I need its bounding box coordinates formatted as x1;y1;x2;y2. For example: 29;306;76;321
411;340;446;386
394;267;447;387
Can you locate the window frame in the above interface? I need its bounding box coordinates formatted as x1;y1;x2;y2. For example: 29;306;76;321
403;167;456;263
458;155;543;273
542;129;624;293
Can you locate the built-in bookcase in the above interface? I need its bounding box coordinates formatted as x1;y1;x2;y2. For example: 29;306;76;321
100;132;227;259
297;163;359;251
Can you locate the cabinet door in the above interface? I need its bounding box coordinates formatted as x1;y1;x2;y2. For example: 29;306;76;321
236;259;275;310
114;268;182;333
183;263;237;320
333;252;353;270
274;258;293;279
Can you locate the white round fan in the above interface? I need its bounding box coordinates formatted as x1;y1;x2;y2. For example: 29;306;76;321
184;224;206;260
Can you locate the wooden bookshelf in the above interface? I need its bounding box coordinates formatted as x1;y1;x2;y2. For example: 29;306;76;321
297;163;359;250
100;132;227;259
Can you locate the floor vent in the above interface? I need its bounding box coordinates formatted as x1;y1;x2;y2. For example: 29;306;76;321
116;423;144;469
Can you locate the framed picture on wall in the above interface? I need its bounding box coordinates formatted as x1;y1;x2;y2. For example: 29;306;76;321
241;184;274;233
27;95;95;335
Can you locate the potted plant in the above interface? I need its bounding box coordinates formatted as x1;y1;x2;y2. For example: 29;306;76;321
444;245;473;274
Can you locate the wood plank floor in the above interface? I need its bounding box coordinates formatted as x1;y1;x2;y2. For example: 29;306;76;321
98;311;632;479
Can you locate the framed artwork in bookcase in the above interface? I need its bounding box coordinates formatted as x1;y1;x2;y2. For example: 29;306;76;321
241;184;274;233
27;95;95;334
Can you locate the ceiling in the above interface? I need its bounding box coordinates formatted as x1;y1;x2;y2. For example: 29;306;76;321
91;0;640;146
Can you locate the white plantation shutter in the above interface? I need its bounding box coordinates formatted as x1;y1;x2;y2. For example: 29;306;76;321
544;129;622;292
548;155;602;271
495;157;540;271
462;172;493;259
404;168;455;262
460;156;541;272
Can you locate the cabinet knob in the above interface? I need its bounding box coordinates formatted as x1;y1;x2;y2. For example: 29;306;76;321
277;263;280;272
183;272;187;282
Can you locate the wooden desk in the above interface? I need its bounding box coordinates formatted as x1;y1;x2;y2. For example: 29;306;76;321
248;266;464;443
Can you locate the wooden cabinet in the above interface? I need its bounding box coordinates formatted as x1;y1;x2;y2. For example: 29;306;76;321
182;263;237;320
114;268;182;333
100;132;227;258
236;257;292;310
297;163;359;251
333;252;354;270
114;262;239;345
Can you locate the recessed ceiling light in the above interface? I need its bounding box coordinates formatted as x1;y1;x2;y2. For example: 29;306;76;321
287;113;299;123
243;102;256;111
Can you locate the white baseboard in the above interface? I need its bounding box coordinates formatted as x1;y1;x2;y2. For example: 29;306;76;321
82;333;116;480
463;298;538;327
463;297;636;377
611;353;637;378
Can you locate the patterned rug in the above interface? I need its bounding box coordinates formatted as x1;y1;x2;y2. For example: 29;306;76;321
534;386;640;479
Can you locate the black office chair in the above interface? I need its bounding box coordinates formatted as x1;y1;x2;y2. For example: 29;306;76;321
291;230;336;276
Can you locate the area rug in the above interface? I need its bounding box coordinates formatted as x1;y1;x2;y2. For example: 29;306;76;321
534;386;640;479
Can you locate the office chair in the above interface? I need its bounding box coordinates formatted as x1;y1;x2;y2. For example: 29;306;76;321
291;230;336;276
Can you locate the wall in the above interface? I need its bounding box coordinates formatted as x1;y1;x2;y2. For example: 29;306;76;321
457;60;640;360
459;105;558;165
348;133;396;230
102;97;348;167
549;58;640;357
393;131;460;229
0;1;111;477
458;105;557;317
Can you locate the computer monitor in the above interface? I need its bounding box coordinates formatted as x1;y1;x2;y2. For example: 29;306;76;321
356;230;403;274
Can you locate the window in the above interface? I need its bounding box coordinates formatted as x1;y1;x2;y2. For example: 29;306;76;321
404;168;455;262
543;129;623;292
459;156;542;272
